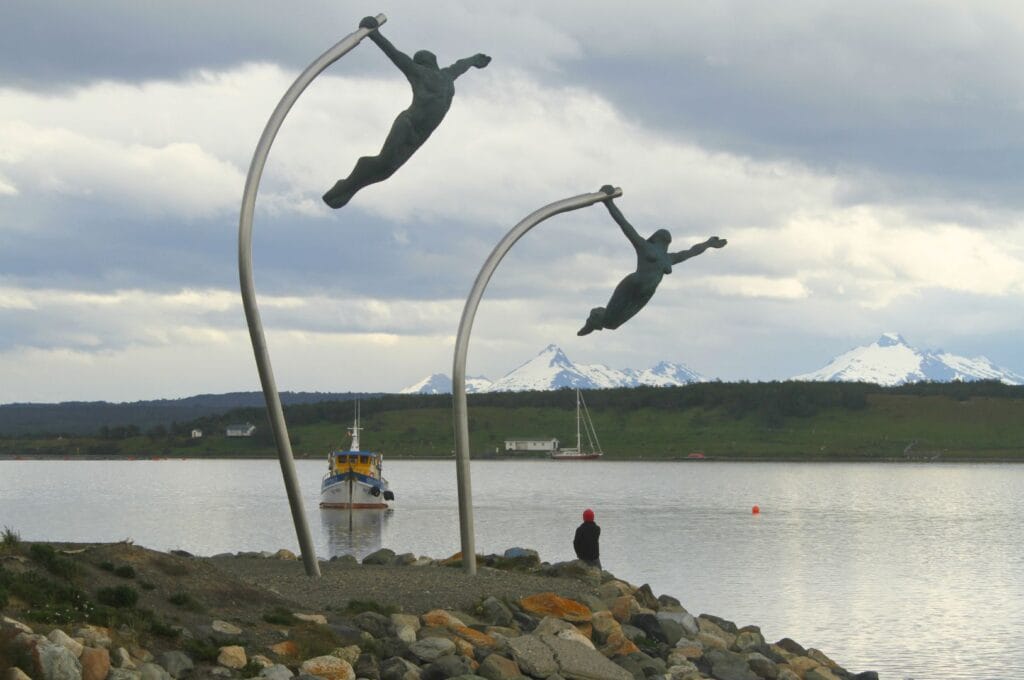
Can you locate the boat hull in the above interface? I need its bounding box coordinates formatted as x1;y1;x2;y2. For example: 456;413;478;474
320;473;393;509
550;450;603;460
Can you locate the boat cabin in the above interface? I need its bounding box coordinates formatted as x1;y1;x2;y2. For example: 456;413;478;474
328;451;382;478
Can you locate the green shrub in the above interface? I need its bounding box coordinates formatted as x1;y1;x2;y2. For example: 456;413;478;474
98;561;115;572
291;622;343;660
1;526;21;550
149;619;181;639
113;565;136;579
97;585;138;608
28;544;79;579
183;638;219;663
167;591;204;612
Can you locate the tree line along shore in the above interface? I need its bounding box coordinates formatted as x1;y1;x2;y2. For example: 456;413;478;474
2;381;1024;462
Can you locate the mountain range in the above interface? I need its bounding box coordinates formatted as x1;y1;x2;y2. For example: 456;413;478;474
401;334;1024;393
793;332;1024;386
401;344;706;394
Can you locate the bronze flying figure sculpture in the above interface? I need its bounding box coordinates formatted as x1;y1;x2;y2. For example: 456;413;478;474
578;186;727;335
323;16;492;209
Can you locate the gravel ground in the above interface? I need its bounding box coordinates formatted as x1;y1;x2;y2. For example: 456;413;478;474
207;557;602;615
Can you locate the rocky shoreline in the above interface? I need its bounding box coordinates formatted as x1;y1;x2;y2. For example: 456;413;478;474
0;541;878;680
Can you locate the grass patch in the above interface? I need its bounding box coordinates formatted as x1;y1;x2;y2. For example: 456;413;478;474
341;599;397;616
167;591;204;612
1;526;21;550
113;565;136;579
139;581;156;591
97;585;138;608
153;556;188;577
28;544;80;579
1;567;94;624
149;619;181;639
262;606;295;625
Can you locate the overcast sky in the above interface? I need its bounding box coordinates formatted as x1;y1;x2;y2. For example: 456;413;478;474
2;0;1024;403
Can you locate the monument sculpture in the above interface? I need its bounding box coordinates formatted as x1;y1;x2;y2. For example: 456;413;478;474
578;185;727;335
323;16;492;208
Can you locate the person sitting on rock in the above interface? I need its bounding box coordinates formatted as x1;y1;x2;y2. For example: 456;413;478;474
573;508;602;569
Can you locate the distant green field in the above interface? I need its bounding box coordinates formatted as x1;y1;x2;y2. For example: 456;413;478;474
4;388;1024;462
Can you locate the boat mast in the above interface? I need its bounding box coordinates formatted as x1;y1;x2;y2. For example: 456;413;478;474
349;400;362;452
576;388;582;452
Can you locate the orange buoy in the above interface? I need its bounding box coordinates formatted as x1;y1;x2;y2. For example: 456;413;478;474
752;504;760;515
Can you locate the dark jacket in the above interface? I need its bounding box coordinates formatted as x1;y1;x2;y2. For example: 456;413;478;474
573;521;601;561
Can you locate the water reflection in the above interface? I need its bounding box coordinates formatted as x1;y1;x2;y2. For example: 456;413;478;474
319;508;391;560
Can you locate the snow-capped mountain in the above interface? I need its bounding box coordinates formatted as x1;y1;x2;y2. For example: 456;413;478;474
793;332;1024;386
399;373;493;395
400;344;705;394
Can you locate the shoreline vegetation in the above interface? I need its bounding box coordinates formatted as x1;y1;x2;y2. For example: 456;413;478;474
0;536;879;680
2;381;1024;462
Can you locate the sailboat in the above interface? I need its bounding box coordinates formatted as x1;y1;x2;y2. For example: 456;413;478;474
320;402;395;509
550;389;604;460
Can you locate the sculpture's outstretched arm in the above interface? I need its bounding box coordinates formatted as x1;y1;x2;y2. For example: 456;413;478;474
443;53;492;79
599;185;645;250
670;237;727;264
361;16;417;80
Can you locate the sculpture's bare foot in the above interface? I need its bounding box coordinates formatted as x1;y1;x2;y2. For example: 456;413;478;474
577;307;604;336
323;181;355;209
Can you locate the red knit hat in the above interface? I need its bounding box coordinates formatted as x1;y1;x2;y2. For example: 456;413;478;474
583;508;595;522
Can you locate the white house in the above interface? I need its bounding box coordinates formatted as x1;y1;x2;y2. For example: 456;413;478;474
226;423;256;437
191;429;203;439
504;438;560;452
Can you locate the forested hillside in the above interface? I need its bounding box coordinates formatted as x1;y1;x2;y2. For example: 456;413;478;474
3;381;1024;461
0;391;375;436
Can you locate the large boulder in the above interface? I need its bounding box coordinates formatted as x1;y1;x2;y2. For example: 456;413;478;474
300;656;355;680
354;611;392;639
421;654;475;680
137;663;173;680
628;614;667;644
704;648;759;680
217;645;247;670
422;610;466;630
409;637;458;663
480;597;514;627
507;635;559;678
477;653;521;680
541;634;634;680
363;548;397;565
157;651;194;679
381;656;423;680
630;586;659;611
259;665;296;680
356;651;382;680
657;609;698;638
46;629;83;658
519;593;592;623
34;638;83;680
533;617;595;650
80;646;112;680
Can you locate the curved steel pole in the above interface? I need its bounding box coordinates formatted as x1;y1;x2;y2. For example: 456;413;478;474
238;14;387;578
452;187;623;574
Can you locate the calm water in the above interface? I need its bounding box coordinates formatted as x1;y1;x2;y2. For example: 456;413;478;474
1;459;1021;680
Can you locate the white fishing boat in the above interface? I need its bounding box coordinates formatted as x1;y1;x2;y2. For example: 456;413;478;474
551;389;604;460
320;403;394;509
